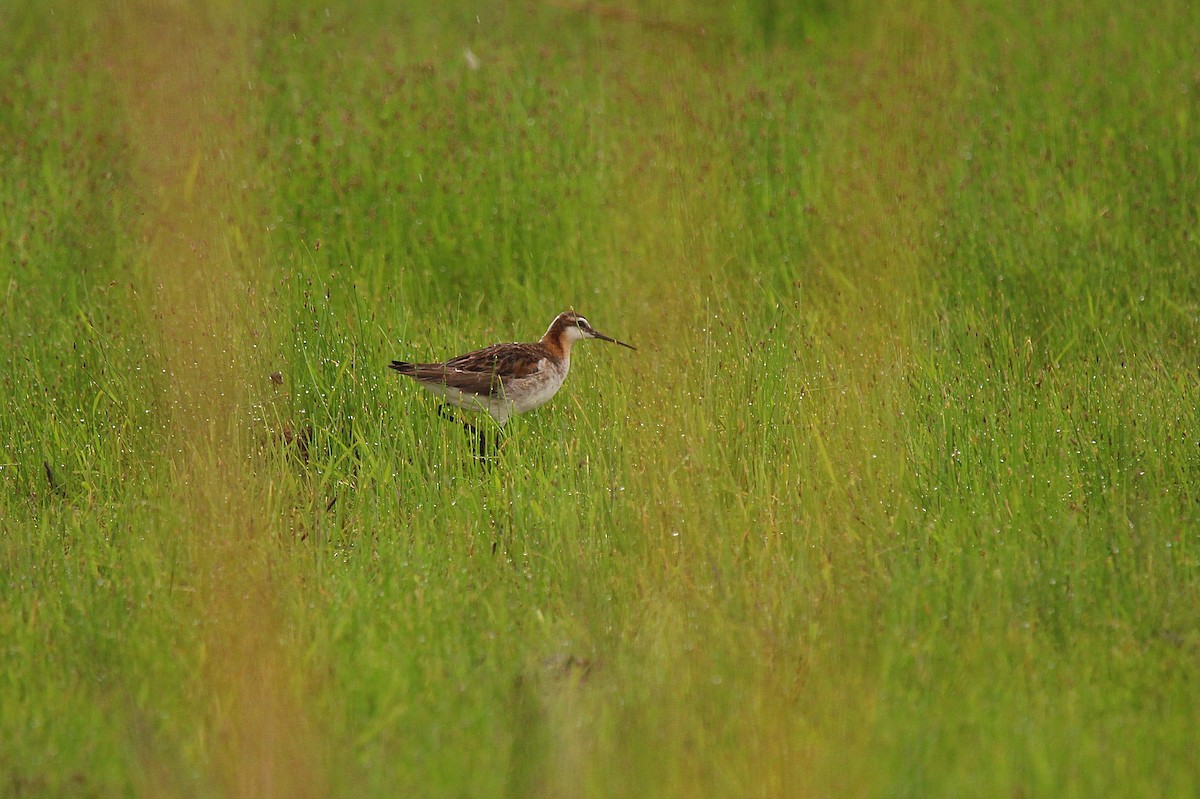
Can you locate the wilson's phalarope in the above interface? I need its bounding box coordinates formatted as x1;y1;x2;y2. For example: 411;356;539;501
389;311;635;428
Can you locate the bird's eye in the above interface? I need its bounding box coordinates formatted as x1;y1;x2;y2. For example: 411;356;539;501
577;318;589;329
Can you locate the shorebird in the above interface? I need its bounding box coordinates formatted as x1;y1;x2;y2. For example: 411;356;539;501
389;311;635;429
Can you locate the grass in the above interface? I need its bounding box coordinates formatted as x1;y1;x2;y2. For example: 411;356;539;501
2;0;1199;797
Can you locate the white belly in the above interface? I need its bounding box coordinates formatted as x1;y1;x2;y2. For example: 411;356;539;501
426;357;569;425
422;382;502;417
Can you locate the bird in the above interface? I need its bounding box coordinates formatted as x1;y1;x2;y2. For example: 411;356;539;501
389;311;636;430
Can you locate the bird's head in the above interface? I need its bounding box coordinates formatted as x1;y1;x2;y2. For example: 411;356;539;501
550;311;637;351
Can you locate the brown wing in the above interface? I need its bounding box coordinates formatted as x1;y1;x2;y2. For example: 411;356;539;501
390;342;547;397
389;362;502;395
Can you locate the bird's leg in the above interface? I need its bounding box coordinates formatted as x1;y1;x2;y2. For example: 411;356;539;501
436;403;501;462
473;424;504;463
437;402;476;431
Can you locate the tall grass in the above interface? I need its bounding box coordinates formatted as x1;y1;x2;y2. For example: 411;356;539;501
2;1;1198;797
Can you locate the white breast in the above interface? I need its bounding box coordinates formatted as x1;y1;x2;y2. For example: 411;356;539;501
504;357;570;419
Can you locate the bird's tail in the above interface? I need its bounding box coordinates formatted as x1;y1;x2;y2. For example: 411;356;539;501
389;360;416;375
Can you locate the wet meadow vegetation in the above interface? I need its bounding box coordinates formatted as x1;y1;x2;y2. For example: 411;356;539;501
2;1;1198;797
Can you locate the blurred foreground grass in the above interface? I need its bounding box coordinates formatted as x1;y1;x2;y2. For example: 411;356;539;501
1;1;1198;797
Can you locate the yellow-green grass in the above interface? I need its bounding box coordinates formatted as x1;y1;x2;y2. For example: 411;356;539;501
2;1;1198;797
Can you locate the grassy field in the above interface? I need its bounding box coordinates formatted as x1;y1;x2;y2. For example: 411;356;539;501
2;1;1199;797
